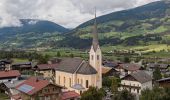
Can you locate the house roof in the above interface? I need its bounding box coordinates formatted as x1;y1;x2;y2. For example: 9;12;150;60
123;70;152;83
0;70;20;79
55;58;97;75
4;80;25;88
120;63;140;71
156;77;170;82
61;91;80;100
147;63;169;69
102;67;112;74
37;64;59;70
16;77;62;95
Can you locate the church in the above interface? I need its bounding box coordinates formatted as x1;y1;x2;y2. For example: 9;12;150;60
55;13;102;94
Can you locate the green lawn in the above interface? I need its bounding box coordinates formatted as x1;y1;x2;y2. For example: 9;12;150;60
0;93;9;100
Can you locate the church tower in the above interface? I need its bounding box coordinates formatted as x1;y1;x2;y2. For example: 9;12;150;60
89;10;102;88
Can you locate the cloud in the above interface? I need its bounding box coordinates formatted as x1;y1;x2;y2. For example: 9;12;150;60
0;0;160;28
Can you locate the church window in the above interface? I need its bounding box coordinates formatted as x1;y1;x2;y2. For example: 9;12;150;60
59;76;60;84
64;77;66;84
69;78;71;87
97;55;99;60
78;78;79;84
91;55;94;60
81;79;83;84
86;80;89;88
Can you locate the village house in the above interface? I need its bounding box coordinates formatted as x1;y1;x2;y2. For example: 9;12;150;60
0;59;12;71
11;62;33;71
115;63;141;77
119;70;152;95
13;77;63;100
0;80;24;96
157;77;170;88
34;63;59;82
55;13;102;94
147;63;169;73
0;70;21;83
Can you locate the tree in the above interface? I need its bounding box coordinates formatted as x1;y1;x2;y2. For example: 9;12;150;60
153;67;162;80
111;77;119;93
57;51;61;57
123;56;130;63
140;87;170;100
112;90;135;100
81;87;105;100
69;53;74;58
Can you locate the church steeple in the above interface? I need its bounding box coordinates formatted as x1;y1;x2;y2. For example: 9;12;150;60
92;9;99;52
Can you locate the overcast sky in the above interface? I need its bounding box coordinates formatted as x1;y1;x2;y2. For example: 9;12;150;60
0;0;160;28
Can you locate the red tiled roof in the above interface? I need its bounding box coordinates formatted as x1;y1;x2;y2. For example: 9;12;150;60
16;77;50;95
0;70;20;78
37;64;58;70
61;91;80;100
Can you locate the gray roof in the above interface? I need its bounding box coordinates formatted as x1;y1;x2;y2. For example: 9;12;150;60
55;58;97;75
157;77;170;82
4;80;25;88
77;62;97;75
130;71;152;83
71;84;85;90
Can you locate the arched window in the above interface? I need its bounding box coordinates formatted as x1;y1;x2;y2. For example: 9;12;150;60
81;79;83;85
97;55;99;60
64;77;65;84
77;78;79;84
86;80;89;88
58;76;60;84
91;55;94;60
69;78;71;87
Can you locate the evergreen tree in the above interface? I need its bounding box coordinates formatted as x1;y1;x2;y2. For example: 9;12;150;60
113;90;135;100
57;51;61;57
153;67;162;80
81;87;105;100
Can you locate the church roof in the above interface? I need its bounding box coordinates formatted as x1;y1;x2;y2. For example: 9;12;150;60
77;62;97;75
55;58;97;75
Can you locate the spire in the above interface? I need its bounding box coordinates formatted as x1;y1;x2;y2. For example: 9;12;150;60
92;8;99;51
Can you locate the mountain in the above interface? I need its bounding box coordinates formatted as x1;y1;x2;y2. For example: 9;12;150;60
1;0;170;49
0;19;69;49
56;0;170;48
67;0;170;37
0;19;69;35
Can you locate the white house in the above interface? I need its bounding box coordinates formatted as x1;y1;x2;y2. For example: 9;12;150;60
0;70;21;83
119;70;152;95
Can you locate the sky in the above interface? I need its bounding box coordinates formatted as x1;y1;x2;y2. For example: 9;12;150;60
0;0;160;28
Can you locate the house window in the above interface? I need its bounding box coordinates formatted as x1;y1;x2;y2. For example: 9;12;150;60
86;80;89;88
59;76;60;84
53;88;55;91
91;55;94;60
69;78;71;87
97;55;99;60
